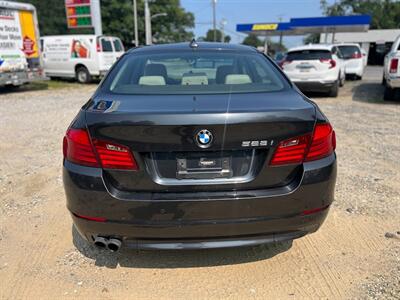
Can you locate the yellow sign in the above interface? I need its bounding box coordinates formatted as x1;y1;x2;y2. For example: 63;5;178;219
18;10;39;58
252;23;278;31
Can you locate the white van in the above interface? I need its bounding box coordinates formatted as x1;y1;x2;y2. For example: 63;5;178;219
40;35;124;83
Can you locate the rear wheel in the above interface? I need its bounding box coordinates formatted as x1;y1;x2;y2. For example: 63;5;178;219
383;85;396;101
339;75;345;87
328;81;339;97
75;66;91;84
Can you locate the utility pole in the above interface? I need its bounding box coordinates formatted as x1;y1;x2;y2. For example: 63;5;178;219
220;18;227;43
264;37;268;55
133;0;139;47
277;14;284;47
212;0;217;42
144;0;152;45
91;0;103;36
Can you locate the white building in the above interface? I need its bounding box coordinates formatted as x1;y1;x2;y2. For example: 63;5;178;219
321;29;400;65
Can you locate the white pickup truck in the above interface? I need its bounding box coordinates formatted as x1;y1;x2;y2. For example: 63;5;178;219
383;35;400;100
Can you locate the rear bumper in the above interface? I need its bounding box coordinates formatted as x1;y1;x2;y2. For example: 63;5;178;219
99;70;108;77
72;209;329;250
386;75;400;89
292;80;336;93
0;69;44;86
344;65;363;76
64;154;337;250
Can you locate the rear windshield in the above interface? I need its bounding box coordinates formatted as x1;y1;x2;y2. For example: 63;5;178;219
102;50;288;95
338;45;360;59
286;50;332;61
113;39;124;52
101;39;113;52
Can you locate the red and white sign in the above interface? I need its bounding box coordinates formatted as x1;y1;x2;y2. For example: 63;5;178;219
22;35;36;56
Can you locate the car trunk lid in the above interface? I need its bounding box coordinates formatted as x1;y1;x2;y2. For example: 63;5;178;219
85;91;316;192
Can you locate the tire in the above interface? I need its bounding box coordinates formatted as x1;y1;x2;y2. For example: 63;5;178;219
383;85;396;101
328;81;339;97
339;75;345;87
75;66;91;84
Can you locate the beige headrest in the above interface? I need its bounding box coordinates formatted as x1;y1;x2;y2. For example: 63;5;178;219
225;74;252;84
138;76;166;85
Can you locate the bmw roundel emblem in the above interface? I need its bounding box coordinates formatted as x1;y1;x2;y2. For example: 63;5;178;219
195;129;213;148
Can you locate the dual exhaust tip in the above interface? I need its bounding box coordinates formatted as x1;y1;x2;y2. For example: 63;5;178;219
94;236;122;252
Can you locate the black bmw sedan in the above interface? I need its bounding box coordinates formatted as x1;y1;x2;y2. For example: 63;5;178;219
63;42;337;251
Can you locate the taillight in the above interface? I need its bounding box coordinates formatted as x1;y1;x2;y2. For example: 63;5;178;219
320;58;336;69
390;58;398;73
96;41;102;52
351;52;362;59
92;139;138;170
63;128;138;170
305;123;336;162
270;123;336;166
63;128;99;167
279;60;292;68
270;134;311;165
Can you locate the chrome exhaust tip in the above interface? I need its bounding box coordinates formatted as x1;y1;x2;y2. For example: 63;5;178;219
93;236;108;249
107;238;122;252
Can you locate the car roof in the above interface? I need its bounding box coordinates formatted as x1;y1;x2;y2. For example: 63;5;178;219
128;42;258;53
288;44;334;53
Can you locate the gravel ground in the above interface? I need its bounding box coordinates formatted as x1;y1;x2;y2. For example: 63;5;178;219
0;67;399;299
306;67;400;299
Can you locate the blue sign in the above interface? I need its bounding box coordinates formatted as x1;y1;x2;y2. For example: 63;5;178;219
237;15;371;34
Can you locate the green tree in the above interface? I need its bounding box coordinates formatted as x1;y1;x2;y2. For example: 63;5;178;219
320;0;400;29
202;29;231;43
303;33;320;45
242;35;286;55
242;34;263;48
268;40;287;54
16;0;195;46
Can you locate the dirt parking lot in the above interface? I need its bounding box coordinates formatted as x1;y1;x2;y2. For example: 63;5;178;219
0;67;399;299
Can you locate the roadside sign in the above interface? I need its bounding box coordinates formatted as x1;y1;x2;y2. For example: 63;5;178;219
65;0;92;28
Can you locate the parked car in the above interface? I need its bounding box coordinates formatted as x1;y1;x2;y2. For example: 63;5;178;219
383;34;400;100
361;48;368;68
336;43;365;80
273;52;286;64
40;34;124;83
63;42;337;251
280;44;345;97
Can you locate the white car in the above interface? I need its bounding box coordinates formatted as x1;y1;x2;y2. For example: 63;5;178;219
40;35;125;83
383;34;400;100
280;44;346;97
336;43;365;79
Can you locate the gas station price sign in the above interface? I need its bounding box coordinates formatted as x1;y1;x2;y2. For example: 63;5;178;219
65;0;93;28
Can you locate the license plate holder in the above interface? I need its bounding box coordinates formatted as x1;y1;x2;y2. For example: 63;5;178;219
176;155;232;179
